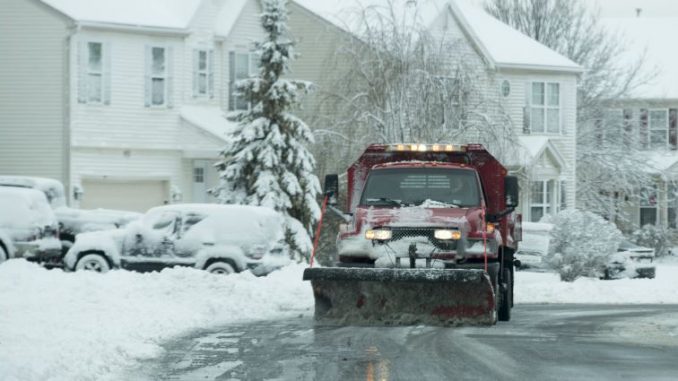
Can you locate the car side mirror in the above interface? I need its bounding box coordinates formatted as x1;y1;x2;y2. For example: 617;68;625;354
505;176;519;208
324;174;339;206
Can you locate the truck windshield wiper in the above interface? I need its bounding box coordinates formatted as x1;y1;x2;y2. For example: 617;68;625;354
365;197;402;206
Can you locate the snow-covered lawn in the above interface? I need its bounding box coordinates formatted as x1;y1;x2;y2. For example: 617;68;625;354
0;260;313;381
515;261;678;304
1;260;678;381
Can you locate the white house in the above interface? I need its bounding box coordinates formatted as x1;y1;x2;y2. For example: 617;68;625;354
0;0;331;212
0;0;582;220
297;0;583;222
601;16;678;231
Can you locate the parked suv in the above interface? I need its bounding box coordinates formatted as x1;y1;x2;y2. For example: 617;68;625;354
64;204;288;275
0;187;61;260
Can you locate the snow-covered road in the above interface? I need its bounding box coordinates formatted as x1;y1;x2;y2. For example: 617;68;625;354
0;259;677;380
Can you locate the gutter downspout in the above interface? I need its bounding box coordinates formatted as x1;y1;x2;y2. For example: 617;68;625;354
63;23;80;206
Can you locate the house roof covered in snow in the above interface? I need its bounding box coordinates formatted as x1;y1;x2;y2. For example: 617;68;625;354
644;151;678;175
180;105;236;143
40;0;202;31
603;17;678;100
294;0;582;73
505;136;567;169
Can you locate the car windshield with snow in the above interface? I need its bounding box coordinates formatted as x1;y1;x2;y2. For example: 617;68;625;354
64;204;288;275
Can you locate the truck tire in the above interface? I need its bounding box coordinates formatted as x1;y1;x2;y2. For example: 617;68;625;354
498;268;512;322
75;253;111;273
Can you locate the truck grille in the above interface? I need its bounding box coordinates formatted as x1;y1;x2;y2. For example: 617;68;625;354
388;227;457;251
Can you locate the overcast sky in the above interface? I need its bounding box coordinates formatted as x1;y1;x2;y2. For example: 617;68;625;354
466;0;678;17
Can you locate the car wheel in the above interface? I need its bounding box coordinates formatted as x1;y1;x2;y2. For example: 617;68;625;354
75;254;111;273
205;261;235;275
0;245;7;264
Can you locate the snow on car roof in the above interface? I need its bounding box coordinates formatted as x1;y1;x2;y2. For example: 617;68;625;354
0;176;67;208
148;203;280;217
0;187;57;228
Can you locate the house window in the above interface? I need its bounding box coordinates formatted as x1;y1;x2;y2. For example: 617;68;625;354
229;52;259;111
193;49;213;97
648;109;668;149
530;82;560;134
193;167;204;183
87;42;103;103
530;180;555;222
639;186;658;226
150;47;166;106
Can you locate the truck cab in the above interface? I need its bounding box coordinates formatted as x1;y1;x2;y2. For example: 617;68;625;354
324;143;521;321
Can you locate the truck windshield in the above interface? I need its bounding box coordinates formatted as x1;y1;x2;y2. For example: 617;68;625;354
360;168;481;207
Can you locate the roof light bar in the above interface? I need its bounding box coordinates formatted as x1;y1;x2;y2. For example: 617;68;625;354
388;144;466;153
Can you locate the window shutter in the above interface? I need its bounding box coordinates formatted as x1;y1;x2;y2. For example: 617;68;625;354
523;81;531;134
208;50;215;99
640;109;648;148
670;109;677;150
166;46;174;108
192;49;199;98
144;45;151;107
228;51;235;111
77;41;87;103
102;42;112;105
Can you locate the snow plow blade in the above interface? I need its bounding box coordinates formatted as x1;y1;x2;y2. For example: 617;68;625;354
303;268;496;326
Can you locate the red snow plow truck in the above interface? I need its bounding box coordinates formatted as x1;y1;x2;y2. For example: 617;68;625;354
304;144;521;326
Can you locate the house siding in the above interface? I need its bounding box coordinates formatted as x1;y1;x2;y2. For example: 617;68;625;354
0;0;70;187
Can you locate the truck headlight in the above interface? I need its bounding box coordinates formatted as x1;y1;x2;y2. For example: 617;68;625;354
365;229;392;240
434;229;461;240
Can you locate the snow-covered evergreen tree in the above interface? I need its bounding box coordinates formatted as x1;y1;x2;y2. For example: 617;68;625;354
214;0;320;260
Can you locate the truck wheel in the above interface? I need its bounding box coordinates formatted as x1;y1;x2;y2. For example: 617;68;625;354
75;254;111;273
498;268;512;322
205;261;235;275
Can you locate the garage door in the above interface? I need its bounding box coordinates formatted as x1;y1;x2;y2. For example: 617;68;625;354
81;180;168;212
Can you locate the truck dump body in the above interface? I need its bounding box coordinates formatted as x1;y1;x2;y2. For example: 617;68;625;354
305;144;520;326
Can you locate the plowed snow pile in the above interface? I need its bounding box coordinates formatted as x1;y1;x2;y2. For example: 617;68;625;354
0;260;313;381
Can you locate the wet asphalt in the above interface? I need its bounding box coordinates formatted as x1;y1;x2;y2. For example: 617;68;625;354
132;304;678;381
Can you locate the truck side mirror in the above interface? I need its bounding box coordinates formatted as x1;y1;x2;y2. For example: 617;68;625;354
505;176;519;208
324;174;339;206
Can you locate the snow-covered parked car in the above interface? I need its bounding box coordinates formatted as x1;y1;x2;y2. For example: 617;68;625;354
603;240;656;280
0;187;61;260
514;222;552;271
0;176;140;255
64;204;289;275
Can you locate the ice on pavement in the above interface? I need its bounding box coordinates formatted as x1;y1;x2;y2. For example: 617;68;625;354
1;259;678;380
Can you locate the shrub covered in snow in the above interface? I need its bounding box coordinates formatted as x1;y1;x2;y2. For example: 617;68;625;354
630;224;672;257
547;209;623;282
213;0;320;261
